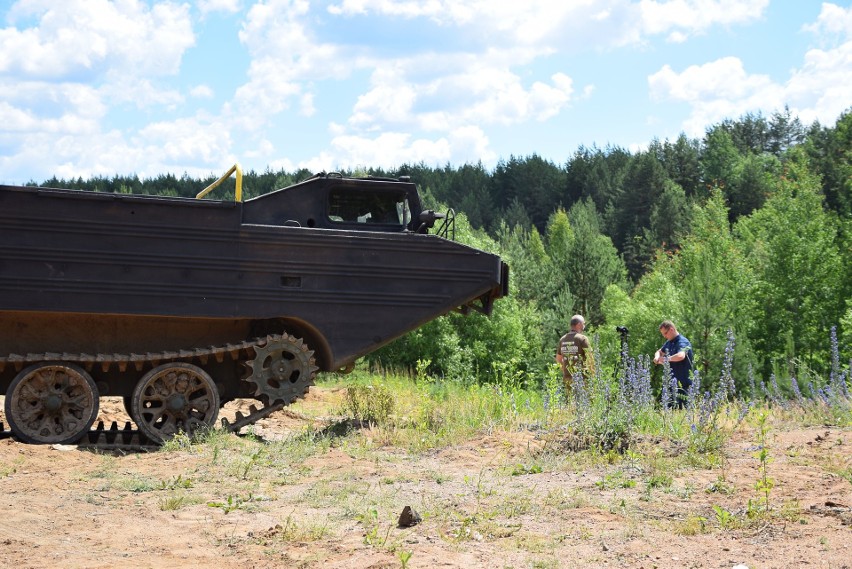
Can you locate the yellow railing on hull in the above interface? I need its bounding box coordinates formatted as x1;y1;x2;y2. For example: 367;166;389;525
196;163;243;202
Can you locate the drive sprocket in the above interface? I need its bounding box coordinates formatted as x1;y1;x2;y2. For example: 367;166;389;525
243;334;318;405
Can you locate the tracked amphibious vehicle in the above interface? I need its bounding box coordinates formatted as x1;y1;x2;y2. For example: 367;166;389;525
0;167;508;445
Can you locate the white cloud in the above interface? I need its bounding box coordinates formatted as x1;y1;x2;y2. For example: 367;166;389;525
198;0;243;16
350;75;418;129
0;0;201;182
648;58;781;135
0;109;235;183
329;1;640;51
191;85;215;99
307;0;767;167
234;1;572;157
234;0;358;130
299;125;493;171
138;115;233;165
345;55;575;135
1;0;194;79
267;155;298;172
802;2;852;38
639;0;769;39
101;79;185;109
786;41;852;125
299;92;316;117
447;125;495;164
244;138;276;159
0;81;106;133
648;3;852;136
328;0;769;51
225;0;773;171
791;2;852;124
0;0;841;182
329;131;451;168
649;57;774;102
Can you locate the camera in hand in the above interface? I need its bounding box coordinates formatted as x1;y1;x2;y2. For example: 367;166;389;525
616;326;629;334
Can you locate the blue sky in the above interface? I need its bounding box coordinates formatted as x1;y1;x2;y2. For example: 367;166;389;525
1;0;850;184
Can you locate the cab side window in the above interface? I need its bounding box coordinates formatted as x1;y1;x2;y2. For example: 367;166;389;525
327;188;410;227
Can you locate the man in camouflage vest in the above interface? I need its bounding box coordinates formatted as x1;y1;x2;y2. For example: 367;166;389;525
556;314;593;394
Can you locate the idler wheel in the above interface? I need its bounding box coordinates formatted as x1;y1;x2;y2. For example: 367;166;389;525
130;363;220;443
4;363;100;444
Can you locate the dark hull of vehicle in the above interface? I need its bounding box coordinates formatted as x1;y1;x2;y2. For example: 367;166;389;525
0;184;507;390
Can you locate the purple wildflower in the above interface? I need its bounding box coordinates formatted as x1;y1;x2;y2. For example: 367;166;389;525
686;368;702;410
770;373;782;403
720;329;737;399
790;376;803;403
830;326;841;389
748;364;758;401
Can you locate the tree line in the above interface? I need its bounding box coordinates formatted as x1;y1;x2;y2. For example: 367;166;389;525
32;107;852;393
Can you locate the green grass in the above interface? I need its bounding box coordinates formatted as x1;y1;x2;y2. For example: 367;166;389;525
321;371;556;452
62;368;845;563
158;493;205;511
0;456;23;478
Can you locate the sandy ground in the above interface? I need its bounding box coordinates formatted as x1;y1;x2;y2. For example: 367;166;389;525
1;387;850;569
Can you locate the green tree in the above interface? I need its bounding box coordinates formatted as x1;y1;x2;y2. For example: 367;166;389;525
657;134;704;198
497;222;549;305
719;112;770;155
540;209;576;340
767;106;806;156
564;145;631;217
735;149;846;377
369;211;545;383
805;108;852;217
601;264;682;393
648;179;692;251
502;197;533;232
701;127;740;190
491;155;566;232
727;152;781;220
673;191;757;387
612;151;669;280
565;199;628;324
451;162;494;230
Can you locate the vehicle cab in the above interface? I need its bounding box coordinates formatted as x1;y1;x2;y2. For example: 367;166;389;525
242;172;426;233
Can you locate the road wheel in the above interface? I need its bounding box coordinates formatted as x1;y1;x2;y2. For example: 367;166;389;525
4;363;99;444
130;363;220;443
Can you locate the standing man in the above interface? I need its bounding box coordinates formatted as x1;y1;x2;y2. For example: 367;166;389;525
556;314;593;393
653;320;693;408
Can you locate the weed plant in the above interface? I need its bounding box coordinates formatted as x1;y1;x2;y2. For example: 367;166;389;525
747;411;775;520
323;370;554;452
323;327;850;460
568;328;849;457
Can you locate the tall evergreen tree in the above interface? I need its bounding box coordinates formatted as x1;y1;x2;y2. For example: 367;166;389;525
491;155;566;232
613;151;668;280
767;106;806;155
648;179;692;251
451;162;493;230
541;209;576;340
805;108;852;217
564;199;628;324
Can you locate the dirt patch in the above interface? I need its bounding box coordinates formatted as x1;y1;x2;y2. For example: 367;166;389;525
1;389;851;569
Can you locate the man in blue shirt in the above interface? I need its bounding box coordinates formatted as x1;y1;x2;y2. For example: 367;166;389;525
653;320;693;408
